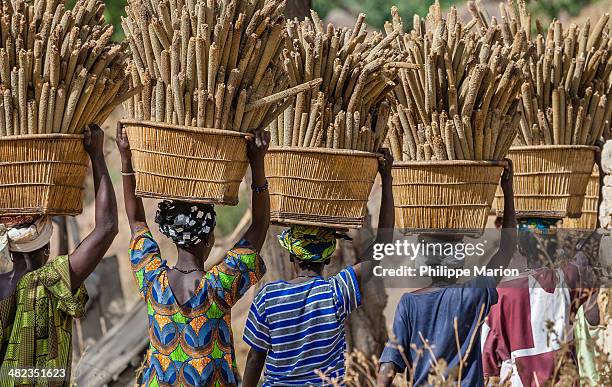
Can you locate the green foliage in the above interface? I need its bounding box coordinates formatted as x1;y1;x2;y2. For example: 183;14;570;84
527;0;594;19
214;192;249;237
66;0;126;41
312;0;455;30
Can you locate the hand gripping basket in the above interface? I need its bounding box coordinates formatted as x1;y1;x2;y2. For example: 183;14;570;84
392;160;506;234
0;134;89;216
265;147;379;229
494;145;596;219
122;120;250;205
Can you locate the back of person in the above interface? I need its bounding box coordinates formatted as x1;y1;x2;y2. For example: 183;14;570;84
131;227;265;386
244;267;360;386
380;276;497;386
481;267;574;386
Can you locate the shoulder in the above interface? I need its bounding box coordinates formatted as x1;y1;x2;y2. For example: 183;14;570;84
253;281;288;300
329;266;358;285
398;292;415;310
225;239;260;262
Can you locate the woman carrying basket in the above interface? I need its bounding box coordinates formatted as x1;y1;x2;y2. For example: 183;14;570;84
116;123;270;386
0;125;118;385
242;149;395;386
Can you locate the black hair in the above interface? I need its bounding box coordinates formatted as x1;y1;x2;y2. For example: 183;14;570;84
289;253;330;272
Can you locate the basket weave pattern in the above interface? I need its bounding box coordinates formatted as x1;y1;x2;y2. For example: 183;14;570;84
494;145;596;218
392;161;505;232
122;120;249;205
0;135;88;215
265;148;379;229
560;166;599;229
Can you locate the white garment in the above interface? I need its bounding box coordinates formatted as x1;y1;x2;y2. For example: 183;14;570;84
0;217;53;262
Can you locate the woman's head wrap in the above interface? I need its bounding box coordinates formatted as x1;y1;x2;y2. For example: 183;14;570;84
155;201;216;247
278;226;349;263
518;218;558;236
0;216;53;263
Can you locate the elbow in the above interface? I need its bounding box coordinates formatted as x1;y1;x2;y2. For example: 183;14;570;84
98;217;119;238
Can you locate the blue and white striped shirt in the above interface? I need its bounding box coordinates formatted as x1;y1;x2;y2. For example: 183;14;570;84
243;267;361;386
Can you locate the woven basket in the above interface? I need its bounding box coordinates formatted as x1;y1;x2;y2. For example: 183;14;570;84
559;165;599;229
265;147;379;229
0;134;89;216
122;120;250;205
494;145;596;219
393;160;505;234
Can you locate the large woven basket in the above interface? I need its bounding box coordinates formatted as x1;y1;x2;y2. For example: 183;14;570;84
559;165;599;229
494;145;596;219
393;160;506;234
0;134;89;216
265;147;379;229
122;120;249;205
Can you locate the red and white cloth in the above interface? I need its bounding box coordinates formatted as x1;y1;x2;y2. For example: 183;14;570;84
481;263;587;386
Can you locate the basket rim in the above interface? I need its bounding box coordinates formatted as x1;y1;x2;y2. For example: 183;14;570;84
0;133;84;141
509;145;599;151
392;160;507;167
135;189;239;205
120;119;253;138
267;146;381;158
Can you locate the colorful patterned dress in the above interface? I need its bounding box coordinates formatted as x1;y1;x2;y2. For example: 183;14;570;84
130;227;266;387
0;255;88;387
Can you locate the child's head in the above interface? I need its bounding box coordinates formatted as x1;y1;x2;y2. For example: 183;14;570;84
155;200;216;257
278;226;345;272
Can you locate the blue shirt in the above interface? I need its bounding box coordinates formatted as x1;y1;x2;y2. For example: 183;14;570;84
243;267;361;386
379;276;497;386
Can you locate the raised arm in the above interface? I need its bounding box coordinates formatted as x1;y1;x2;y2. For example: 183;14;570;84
353;148;395;288
68;125;118;290
488;159;517;283
595;142;604;229
116;122;147;233
242;348;267;387
242;130;271;252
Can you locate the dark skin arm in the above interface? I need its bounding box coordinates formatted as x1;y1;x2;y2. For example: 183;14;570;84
488;159;517;284
68;125;118;290
353;148;395;291
116;122;148;233
243;347;267;387
377;362;400;387
242;130;271;252
595;141;604;229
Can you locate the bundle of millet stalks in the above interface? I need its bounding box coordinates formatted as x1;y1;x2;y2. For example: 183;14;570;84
269;11;404;152
123;0;320;133
0;0;132;136
486;0;612;145
387;2;529;161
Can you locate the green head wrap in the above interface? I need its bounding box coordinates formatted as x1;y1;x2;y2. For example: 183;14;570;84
278;226;340;262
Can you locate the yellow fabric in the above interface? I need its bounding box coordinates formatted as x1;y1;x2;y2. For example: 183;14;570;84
278;226;337;262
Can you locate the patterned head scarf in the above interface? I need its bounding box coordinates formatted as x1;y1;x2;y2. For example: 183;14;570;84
0;216;53;263
155;201;216;247
278;226;349;263
518;218;558;236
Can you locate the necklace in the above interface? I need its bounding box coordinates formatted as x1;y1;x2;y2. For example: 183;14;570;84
173;267;204;274
296;274;322;279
